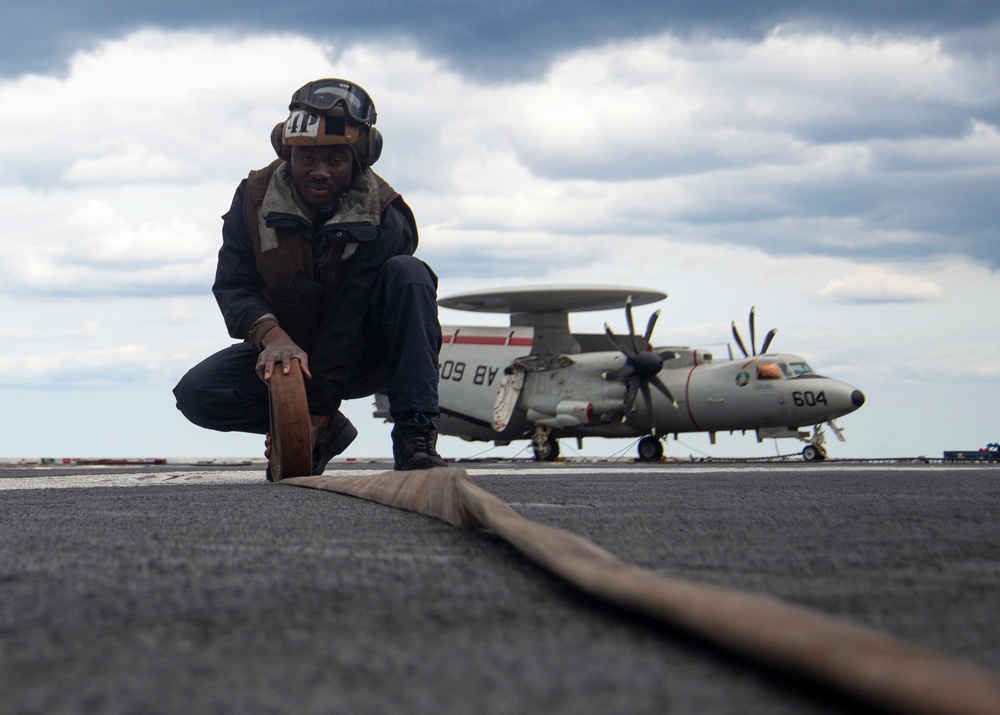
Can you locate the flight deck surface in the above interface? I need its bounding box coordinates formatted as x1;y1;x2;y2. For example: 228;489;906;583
2;460;998;714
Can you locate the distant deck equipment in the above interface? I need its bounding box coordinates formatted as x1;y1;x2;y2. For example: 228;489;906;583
943;443;999;460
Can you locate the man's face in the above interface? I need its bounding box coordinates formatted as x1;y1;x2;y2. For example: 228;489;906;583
289;145;354;209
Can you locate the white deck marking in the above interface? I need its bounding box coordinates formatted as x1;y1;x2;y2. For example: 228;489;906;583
0;471;265;490
2;461;991;491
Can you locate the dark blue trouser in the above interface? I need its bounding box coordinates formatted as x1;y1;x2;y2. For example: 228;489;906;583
173;255;441;435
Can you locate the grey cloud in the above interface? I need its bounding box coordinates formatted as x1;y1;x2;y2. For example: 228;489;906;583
420;250;555;282
777;174;1000;265
647;173;1000;268
6;0;1000;80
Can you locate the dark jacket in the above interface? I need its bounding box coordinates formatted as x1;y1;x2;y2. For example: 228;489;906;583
212;159;418;410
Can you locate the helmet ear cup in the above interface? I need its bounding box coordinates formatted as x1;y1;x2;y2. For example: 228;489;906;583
368;127;383;166
271;122;291;160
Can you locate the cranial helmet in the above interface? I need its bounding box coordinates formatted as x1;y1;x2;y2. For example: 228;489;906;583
272;78;383;168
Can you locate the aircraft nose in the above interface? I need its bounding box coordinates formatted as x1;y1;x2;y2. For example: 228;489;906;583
851;389;866;408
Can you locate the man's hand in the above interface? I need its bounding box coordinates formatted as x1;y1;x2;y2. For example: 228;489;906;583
256;326;312;382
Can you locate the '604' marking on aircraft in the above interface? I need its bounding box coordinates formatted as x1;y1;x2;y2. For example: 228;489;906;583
377;286;866;461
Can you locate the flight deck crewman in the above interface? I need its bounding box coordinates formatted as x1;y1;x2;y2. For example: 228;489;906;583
173;78;447;475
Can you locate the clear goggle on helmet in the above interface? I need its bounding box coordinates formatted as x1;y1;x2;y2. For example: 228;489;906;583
288;79;377;126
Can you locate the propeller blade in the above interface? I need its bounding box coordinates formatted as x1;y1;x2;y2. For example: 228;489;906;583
639;381;656;435
731;322;749;357
760;328;777;354
602;364;635;381
657;350;679;362
749;306;757;356
621;380;639;417
624;296;640;354
650;376;679;409
604;323;630;356
643;309;661;348
727;343;734;361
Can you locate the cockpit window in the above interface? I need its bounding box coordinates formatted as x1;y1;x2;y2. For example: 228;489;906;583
756;362;783;380
785;362;814;377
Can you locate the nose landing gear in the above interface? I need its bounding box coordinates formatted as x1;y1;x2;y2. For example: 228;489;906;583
801;424;829;461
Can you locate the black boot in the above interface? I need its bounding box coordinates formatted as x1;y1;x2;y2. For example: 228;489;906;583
391;412;447;471
265;410;357;481
312;411;358;475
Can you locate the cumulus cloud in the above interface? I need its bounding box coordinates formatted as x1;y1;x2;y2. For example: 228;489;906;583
63;144;199;184
61;199;212;265
0;31;327;186
0;345;177;388
817;267;945;304
416;29;1000;268
1;27;999;304
0;327;59;341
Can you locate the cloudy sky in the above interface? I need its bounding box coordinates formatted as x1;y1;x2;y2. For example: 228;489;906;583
1;1;998;462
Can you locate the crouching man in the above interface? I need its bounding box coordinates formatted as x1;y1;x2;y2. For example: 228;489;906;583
174;78;447;474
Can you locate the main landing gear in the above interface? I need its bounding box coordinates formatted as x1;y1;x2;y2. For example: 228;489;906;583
530;427;665;462
637;435;664;461
531;425;560;461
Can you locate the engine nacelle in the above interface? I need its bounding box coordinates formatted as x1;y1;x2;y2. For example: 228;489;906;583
524;397;625;428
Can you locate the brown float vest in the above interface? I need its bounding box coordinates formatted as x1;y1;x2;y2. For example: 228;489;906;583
241;159;418;352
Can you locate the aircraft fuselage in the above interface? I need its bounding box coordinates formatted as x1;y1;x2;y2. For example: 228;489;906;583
435;325;865;445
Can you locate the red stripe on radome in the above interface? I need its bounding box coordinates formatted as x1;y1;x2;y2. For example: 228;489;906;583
455;335;507;345
448;335;533;347
442;329;532;347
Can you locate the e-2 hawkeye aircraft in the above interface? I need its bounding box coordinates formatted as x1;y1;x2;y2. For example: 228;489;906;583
377;285;866;461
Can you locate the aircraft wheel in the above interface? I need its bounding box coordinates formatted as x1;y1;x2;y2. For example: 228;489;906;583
533;435;560;462
638;435;664;461
802;444;826;462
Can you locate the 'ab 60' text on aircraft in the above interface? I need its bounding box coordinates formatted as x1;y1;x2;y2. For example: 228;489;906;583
378;286;866;461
